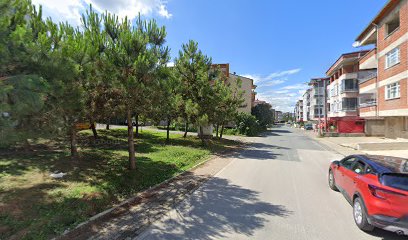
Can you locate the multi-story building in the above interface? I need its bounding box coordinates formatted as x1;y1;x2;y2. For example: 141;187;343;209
326;51;368;133
295;100;304;122
275;111;283;122
354;0;408;138
309;78;330;121
302;89;311;122
215;63;257;114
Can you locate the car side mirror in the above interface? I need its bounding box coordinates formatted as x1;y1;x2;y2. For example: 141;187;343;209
332;160;340;166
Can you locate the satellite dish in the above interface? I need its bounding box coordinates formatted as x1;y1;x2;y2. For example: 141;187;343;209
352;41;361;48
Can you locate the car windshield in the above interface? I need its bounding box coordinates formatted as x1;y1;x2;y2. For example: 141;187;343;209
381;174;408;192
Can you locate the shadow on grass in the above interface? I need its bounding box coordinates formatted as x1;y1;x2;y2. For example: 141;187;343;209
0;128;239;239
139;177;292;239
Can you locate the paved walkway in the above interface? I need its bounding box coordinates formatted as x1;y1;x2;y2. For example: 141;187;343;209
299;128;408;158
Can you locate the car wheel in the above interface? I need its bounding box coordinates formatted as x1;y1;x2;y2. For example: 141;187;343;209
353;197;374;232
328;170;338;191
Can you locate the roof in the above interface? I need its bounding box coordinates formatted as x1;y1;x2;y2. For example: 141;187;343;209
358;155;408;174
326;50;370;76
355;0;401;42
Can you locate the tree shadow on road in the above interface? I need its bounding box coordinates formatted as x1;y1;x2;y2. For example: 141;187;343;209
139;177;292;240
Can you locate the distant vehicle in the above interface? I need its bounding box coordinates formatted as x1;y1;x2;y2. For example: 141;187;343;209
329;155;408;236
304;124;313;130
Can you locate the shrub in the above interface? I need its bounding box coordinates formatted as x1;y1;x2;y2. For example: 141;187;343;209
235;112;261;136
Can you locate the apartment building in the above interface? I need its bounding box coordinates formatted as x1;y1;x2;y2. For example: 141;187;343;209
215;63;257;114
326;51;368;133
295;100;304;122
309;78;330;121
302;89;311;122
354;0;408;138
275;111;283;122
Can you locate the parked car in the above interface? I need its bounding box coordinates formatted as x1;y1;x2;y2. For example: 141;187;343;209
304;124;313;130
328;155;408;236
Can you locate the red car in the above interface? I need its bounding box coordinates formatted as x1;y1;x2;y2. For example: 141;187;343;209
329;155;408;236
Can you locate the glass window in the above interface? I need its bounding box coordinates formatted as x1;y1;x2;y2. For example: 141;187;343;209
386;82;400;100
366;165;375;174
342;98;358;111
341;157;356;170
386;47;400;68
386;12;400;36
352;161;366;175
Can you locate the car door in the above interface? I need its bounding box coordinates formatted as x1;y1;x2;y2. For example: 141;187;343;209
342;160;366;200
336;157;357;191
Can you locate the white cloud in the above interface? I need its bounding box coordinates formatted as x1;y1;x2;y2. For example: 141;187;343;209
31;0;172;26
244;68;301;85
32;0;84;25
281;83;309;90
247;68;303;112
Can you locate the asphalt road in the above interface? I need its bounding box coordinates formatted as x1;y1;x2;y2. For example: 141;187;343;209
136;127;406;240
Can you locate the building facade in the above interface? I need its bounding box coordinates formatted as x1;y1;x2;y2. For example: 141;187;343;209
295;100;304;122
215;63;257;114
302;89;311;122
309;78;330;121
326;51;368;133
355;0;408;138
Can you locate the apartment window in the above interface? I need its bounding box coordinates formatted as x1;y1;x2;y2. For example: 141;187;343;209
342;79;358;92
342;98;358;111
386;82;400;100
386;11;400;36
385;47;400;69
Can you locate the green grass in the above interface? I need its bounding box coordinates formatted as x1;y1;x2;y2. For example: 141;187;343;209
0;129;240;240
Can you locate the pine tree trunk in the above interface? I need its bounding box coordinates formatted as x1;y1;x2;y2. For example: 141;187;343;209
166;118;171;144
90;121;98;140
70;125;79;159
183;121;188;138
220;124;224;140
127;109;136;170
106;118;110;130
135;114;139;138
199;126;205;144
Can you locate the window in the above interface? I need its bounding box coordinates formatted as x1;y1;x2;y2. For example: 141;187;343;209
386;11;400;36
341;157;356;170
342;98;358;111
385;47;400;68
352;161;366;175
386;82;400;100
342;79;358;92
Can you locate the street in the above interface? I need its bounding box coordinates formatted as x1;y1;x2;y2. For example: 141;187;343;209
136;127;405;240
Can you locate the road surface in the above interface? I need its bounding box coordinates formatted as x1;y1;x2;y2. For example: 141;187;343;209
136;127;405;240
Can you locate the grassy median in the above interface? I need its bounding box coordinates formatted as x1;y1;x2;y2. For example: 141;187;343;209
0;129;239;240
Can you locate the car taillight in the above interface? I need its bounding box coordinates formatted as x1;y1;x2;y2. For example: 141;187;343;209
368;184;407;200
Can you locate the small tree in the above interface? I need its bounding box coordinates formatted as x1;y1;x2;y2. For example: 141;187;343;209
251;103;274;130
103;13;169;169
174;40;215;141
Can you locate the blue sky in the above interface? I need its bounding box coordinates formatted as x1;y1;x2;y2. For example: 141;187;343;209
32;0;386;112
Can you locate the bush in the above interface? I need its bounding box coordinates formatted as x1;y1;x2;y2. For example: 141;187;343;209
235;112;261;136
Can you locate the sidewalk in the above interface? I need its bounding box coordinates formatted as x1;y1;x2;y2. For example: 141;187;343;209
297;128;408;158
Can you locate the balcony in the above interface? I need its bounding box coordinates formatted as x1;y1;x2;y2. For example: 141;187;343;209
358;70;377;84
340;79;359;93
359;48;377;70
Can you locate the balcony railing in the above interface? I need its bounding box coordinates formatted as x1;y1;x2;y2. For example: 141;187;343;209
358;70;377;84
359;100;377;108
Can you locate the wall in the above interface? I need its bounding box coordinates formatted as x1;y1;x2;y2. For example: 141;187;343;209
365;119;385;136
227;74;253;114
384;117;408;138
